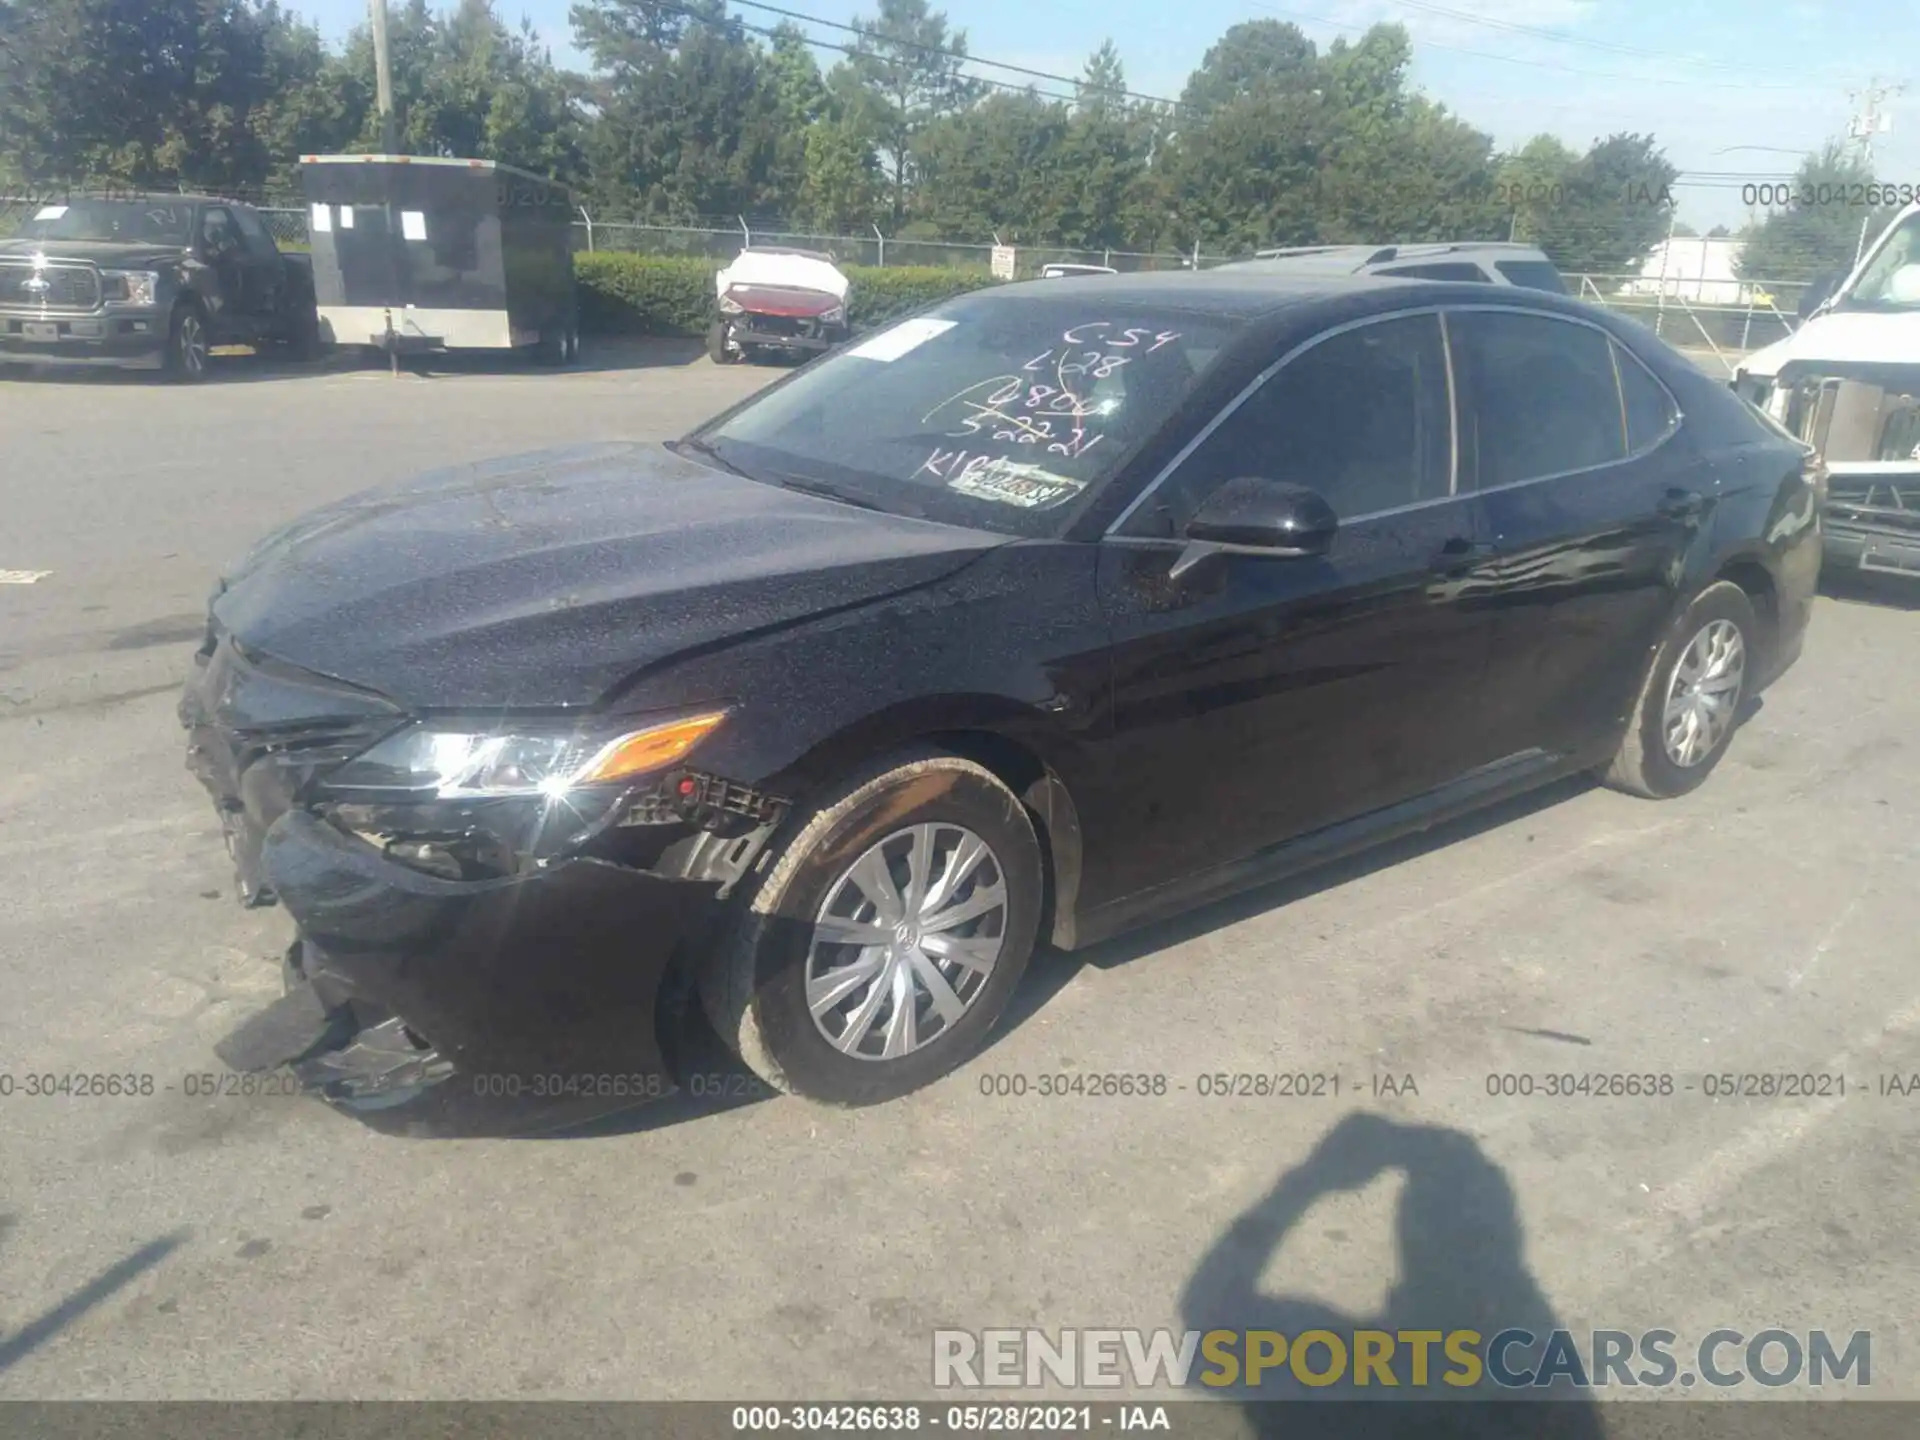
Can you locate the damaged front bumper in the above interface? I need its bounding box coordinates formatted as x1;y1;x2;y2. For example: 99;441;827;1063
181;629;777;1134
213;809;720;1134
1745;364;1920;578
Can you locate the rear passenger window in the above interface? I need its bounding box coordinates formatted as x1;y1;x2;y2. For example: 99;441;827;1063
1452;310;1626;488
1614;343;1678;452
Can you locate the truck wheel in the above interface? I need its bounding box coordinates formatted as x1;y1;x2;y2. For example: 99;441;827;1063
707;319;739;365
278;303;322;362
163;304;210;383
702;747;1043;1107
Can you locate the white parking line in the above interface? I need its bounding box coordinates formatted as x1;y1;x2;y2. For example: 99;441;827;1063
0;569;51;584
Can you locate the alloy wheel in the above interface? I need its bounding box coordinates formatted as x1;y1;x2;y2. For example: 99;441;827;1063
805;822;1008;1061
1661;618;1745;767
176;313;208;376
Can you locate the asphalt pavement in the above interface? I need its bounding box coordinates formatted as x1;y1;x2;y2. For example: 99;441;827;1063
1;342;1917;1402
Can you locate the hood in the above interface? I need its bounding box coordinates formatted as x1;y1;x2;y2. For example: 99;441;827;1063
1736;309;1920;381
211;442;1003;710
0;238;191;270
717;250;850;304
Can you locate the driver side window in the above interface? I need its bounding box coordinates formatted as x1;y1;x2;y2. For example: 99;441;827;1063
1133;312;1453;537
200;207;240;257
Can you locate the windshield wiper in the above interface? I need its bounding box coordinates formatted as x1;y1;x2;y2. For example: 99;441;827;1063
769;474;903;516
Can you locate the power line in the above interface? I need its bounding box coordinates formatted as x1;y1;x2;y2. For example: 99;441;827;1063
1379;0;1869;85
642;0;1091;106
1248;1;1810;91
724;0;1184;110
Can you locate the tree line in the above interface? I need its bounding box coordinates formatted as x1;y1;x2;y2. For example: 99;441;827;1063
0;0;1901;278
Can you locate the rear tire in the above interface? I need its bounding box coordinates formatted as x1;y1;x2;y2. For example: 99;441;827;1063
1603;580;1757;799
702;748;1043;1107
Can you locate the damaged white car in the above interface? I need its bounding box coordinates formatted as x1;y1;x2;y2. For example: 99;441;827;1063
708;246;851;365
1734;200;1920;579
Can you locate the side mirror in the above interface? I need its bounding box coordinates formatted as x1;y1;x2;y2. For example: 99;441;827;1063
1186;475;1337;547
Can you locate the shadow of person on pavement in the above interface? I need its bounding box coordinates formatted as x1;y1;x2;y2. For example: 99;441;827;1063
1179;1112;1609;1440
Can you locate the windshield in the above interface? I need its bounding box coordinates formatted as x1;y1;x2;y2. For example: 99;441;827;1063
699;294;1244;538
18;199;194;245
1836;210;1920;311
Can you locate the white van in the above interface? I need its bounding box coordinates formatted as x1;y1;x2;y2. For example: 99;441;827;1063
1733;201;1920;579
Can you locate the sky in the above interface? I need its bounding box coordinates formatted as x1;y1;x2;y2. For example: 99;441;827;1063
300;0;1917;233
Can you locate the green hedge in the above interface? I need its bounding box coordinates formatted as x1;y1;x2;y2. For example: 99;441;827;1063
574;251;999;338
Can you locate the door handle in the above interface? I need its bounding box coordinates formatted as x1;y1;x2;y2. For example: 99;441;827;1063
1657;487;1707;520
1429;536;1497;573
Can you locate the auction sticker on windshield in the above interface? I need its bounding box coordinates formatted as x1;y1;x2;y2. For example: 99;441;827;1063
945;456;1086;509
34;206;68;220
847;317;957;362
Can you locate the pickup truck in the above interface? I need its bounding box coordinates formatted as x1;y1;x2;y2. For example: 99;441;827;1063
0;193;318;380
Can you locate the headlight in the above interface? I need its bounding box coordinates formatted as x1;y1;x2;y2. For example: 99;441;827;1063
322;711;729;799
822;304;846;325
102;270;159;306
719;294;744;315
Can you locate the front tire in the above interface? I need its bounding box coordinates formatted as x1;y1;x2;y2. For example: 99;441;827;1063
707;318;741;364
163;304;209;383
703;749;1043;1107
1603;580;1756;799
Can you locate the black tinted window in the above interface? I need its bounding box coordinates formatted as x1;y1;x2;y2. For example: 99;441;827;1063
230;206;277;259
1615;342;1677;451
1380;263;1490;283
1453;310;1624;488
1147;313;1452;530
1493;260;1568;293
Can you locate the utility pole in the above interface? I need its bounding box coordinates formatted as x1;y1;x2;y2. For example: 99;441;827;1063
1845;77;1905;166
369;0;398;154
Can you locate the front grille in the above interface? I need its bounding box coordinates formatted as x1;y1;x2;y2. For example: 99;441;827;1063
0;261;101;311
1827;475;1920;536
745;314;816;339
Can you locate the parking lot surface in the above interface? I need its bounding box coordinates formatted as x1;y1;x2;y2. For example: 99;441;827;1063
2;346;1918;1400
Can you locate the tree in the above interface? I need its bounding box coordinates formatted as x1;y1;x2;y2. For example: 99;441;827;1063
573;0;781;219
763;23;827;218
1497;134;1578;245
0;0;339;190
1177;19;1318;114
844;0;982;225
344;0;580;178
1736;142;1898;282
1053;43;1154;251
1531;132;1677;274
914;90;1072;241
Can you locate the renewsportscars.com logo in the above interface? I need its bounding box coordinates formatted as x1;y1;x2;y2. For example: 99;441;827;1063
932;1328;1872;1391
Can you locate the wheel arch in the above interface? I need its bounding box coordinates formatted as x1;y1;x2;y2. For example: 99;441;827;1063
1711;549;1781;672
763;701;1089;951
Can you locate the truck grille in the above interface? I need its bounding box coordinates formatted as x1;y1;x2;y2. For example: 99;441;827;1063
0;261;101;311
1827;475;1920;536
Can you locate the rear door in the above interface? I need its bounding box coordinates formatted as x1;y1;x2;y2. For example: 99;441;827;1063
1448;306;1698;765
1090;310;1509;901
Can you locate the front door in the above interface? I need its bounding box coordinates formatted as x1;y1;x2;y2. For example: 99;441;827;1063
1087;311;1509;907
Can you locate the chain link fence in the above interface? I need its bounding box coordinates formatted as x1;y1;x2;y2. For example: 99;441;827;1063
0;194;1814;368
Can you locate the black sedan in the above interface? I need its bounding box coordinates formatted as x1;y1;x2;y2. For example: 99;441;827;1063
182;271;1821;1129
